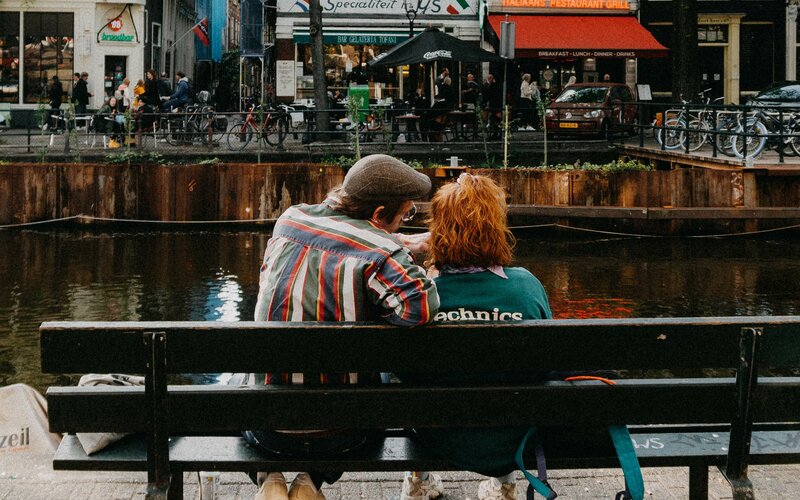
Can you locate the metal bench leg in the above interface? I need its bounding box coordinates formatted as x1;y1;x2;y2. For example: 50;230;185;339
167;469;184;500
688;465;708;500
720;466;754;500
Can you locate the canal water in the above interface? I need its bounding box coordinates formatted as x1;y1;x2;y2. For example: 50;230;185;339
2;228;799;394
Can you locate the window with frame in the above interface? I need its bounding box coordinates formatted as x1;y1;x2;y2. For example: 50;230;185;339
0;12;20;103
23;12;74;104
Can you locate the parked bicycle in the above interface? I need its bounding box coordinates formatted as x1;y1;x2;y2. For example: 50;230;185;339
731;106;800;159
161;91;226;147
226;99;288;150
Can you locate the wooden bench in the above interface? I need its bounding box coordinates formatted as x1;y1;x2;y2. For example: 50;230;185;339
40;317;800;499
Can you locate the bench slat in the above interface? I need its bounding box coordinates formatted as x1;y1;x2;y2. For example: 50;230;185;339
46;379;762;433
54;427;800;474
42;318;800;374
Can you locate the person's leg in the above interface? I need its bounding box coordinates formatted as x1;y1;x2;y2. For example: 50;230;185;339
400;471;444;500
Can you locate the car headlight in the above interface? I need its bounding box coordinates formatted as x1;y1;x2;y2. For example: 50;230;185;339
584;110;602;118
545;109;554;117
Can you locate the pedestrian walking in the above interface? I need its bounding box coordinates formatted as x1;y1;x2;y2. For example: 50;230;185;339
48;75;64;130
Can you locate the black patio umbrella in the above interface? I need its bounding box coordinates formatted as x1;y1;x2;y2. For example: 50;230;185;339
368;27;503;67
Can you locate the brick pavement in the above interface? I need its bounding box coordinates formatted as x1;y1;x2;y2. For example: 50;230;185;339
2;453;800;499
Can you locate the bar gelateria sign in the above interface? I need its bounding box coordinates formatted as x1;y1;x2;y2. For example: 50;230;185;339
501;0;629;9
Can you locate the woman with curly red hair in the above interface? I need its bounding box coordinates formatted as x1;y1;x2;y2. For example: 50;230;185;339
400;173;552;500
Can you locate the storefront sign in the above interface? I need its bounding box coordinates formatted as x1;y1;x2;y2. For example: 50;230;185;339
276;60;295;97
279;0;478;15
537;49;637;57
293;32;409;44
500;0;629;9
97;6;139;44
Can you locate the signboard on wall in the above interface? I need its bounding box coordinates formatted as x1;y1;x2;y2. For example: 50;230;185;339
276;60;295;97
278;0;478;16
498;0;629;9
97;5;139;44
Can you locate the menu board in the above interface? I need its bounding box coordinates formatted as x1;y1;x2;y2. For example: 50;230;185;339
276;60;295;97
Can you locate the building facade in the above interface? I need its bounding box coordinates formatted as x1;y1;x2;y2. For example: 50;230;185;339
639;0;790;104
0;0;146;114
273;0;484;101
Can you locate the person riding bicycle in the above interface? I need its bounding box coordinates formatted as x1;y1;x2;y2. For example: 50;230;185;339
161;71;191;111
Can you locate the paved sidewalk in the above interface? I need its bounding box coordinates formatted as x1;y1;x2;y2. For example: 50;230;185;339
2;453;800;499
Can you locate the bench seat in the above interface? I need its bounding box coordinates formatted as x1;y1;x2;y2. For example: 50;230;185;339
55;427;800;473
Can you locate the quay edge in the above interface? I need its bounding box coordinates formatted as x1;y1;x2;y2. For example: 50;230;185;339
1;162;799;236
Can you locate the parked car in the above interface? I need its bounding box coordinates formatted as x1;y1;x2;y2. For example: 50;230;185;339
544;83;638;137
749;81;800;108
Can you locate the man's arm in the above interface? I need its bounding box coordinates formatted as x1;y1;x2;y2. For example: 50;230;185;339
368;249;439;327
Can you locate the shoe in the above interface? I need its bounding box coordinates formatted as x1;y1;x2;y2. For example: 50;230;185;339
255;472;289;500
527;126;536;131
107;139;120;149
400;473;444;500
477;477;516;500
287;473;325;500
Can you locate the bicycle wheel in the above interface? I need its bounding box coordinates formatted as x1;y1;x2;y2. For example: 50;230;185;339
263;114;288;146
714;119;738;157
657;118;683;150
731;120;768;159
683;119;710;152
164;116;186;146
226;120;254;151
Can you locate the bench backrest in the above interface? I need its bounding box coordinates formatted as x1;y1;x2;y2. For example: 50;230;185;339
40;317;800;433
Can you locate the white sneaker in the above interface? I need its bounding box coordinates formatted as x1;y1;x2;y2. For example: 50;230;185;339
477;477;516;500
400;473;444;500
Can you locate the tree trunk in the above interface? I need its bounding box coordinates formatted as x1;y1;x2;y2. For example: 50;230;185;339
672;0;699;102
310;0;329;138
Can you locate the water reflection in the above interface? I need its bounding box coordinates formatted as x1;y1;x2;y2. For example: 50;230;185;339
1;229;799;394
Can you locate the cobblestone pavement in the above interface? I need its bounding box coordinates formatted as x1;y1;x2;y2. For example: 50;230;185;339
2;453;800;499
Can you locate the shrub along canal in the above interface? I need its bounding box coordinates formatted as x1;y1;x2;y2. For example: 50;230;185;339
2;228;799;394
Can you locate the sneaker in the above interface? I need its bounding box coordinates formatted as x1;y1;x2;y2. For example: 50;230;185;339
287;473;325;500
477;477;516;500
107;139;121;149
400;473;444;500
255;472;289;500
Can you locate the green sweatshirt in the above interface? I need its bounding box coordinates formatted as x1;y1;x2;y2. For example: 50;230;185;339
432;267;552;322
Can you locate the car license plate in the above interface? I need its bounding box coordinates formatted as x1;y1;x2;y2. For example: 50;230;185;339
559;122;579;128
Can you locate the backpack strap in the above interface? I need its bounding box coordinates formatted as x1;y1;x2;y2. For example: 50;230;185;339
608;425;644;500
515;427;557;500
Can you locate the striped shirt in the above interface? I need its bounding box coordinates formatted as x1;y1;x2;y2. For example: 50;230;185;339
253;199;439;385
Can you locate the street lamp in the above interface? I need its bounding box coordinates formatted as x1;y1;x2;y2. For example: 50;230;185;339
402;0;431;101
402;0;431;38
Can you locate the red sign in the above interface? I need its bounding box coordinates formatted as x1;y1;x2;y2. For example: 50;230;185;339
109;18;123;32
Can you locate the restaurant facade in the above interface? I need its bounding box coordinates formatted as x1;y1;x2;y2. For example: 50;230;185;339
0;0;146;118
273;0;485;101
483;0;666;98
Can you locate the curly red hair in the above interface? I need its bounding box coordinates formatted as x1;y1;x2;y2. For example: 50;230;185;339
426;174;514;268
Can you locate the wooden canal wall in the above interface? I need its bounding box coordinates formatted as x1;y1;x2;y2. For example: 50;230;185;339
1;162;799;234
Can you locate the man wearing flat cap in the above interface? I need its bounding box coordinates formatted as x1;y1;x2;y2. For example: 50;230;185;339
247;154;439;500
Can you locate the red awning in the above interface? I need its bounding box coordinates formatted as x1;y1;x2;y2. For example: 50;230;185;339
488;15;668;58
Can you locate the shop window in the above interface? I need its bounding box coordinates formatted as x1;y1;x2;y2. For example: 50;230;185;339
0;12;20;103
295;44;398;100
698;25;727;43
23;12;74;104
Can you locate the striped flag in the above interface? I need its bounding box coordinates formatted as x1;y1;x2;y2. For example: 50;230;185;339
193;17;210;46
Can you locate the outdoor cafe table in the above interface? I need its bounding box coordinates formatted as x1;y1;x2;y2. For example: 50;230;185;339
448;110;477;141
395;114;421;142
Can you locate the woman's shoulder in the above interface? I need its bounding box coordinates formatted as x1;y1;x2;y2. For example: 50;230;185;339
504;266;544;284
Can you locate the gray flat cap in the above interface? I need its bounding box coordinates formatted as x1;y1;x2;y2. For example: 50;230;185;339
343;154;431;201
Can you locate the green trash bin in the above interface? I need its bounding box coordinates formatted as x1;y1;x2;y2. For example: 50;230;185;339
347;85;369;122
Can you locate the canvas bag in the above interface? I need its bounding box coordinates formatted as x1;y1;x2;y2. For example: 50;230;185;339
75;373;144;454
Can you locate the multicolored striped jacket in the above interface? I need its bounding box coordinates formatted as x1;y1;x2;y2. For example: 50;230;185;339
253;199;439;385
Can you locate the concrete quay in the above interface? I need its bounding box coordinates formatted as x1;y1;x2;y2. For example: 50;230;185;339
2;452;800;499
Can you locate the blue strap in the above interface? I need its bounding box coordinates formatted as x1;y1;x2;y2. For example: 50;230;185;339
608;425;644;500
515;427;557;500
